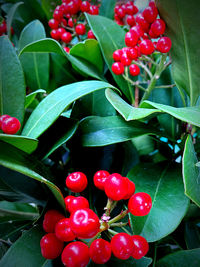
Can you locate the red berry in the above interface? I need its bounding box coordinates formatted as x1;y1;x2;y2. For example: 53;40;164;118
127;47;138;60
0;21;7;35
53;9;63;21
67;196;89;213
68;18;74;28
89;239;111;264
43;209;65;233
112;62;124;75
156;36;172;53
61;241;90;267
40;233;64;259
64;47;70;53
143;6;158;23
148;29;158;39
104;173;128;201
50;29;60;40
89;5;99;15
150;19;166;37
66;172;88;193
126;15;136;27
130;25;144;38
87;29;96;39
128;192;152;216
61;31;72;43
70;208;100;239
116;7;126;19
55;218;76;242
125;31;138;47
113;49;122;62
1;117;21;134
125;4;138;15
48;19;59;29
149;1;156;9
139;39;155;55
121;53;132;66
64;195;75;211
68;0;80;15
136;14;150;32
57;27;66;38
93;170;110;190
111;233;134;260
123;177;136;199
81;1;90;12
75;24;86;35
131;235;149;259
129;64;140;76
0;114;11;129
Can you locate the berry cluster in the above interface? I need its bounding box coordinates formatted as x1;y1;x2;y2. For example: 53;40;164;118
0;19;14;36
114;1;139;26
112;1;172;76
48;0;98;52
40;170;152;266
0;115;21;134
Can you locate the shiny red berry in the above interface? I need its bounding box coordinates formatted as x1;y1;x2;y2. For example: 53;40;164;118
125;31;138;47
111;233;134;260
116;7;126;19
156;37;172;53
93;170;110;190
131;235;149;259
40;233;64;259
70;208;100;239
64;47;70;53
68;18;74;28
125;4;138;15
67;196;89;213
150;19;166;37
112;62;124;75
123;177;136;199
66;172;88;193
50;29;60;40
64;195;75;211
55;218;76;242
126;15;136;27
75;24;86;35
89;239;111;264
136;14;149;32
43;209;65;233
81;1;90;12
129;64;140;76
61;241;90;267
57;27;66;38
89;5;99;15
128;192;152;216
121;52;132;66
143;6;158;23
140;39;155;55
104;173;128;201
130;25;144;38
87;29;96;39
61;31;72;43
68;0;80;15
48;19;59;29
1;117;21;134
0;115;11;129
127;47;138;60
53;10;63;21
113;49;122;62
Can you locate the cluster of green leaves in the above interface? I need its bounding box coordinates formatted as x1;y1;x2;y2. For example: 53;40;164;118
0;0;200;266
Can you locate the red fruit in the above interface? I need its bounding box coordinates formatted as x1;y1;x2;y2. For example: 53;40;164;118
87;29;96;39
156;37;172;53
149;1;156;9
57;27;66;38
40;233;64;259
89;239;111;264
64;47;70;53
125;31;138;47
81;1;90;12
128;192;152;216
126;15;136;27
68;0;80;15
61;31;72;43
136;14;150;32
68;196;89;213
53;9;63;21
75;24;86;35
68;18;74;28
0;21;7;35
0;115;11;129
61;18;67;27
113;49;122;62
50;29;60;40
48;19;59;29
43;209;65;233
130;25;144;38
150;19;166;37
121;53;132;66
127;47;138;60
89;5;99;15
125;4;138;15
61;242;90;267
139;39;155;55
131;235;149;259
93;170;110;190
111;233;134;260
148;29;158;39
116;7;126;19
123;177;136;199
129;64;140;76
70;208;100;239
64;195;75;211
104;173;128;201
55;218;76;242
143;6;158;23
112;62;124;75
66;172;88;193
1;117;21;134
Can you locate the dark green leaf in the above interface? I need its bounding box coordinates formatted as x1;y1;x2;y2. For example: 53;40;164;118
6;1;23;38
108;256;152;267
156;0;200;105
183;135;200;207
0;134;38;154
0;141;65;209
128;163;189;242
0;225;46;267
41;0;57;20
0;201;39;222
18;20;49;91
156;248;200;267
22;81;116;138
184;222;200;249
0;221;31;242
0;36;25;123
25;89;46;109
99;0;115;19
79;116;159;147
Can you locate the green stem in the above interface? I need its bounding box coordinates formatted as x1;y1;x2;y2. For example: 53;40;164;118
152;243;157;267
122;74;146;92
155;84;176;89
108;229;118;236
110;222;128;227
125;67;135;106
108;210;129;225
105;198;113;217
121;226;132;235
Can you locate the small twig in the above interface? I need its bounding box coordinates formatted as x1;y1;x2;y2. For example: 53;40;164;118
135;86;139;107
155;84;176;89
110;222;128;227
122;74;146;91
108;229;118;236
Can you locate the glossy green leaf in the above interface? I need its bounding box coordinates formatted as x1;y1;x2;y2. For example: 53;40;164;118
0;201;39;222
0;134;38;154
25;89;46;109
183;135;200;207
0;36;25;123
140;101;200;127
156;248;200;267
106;89;162;121
99;0;115;19
86;14;132;100
156;0;200;105
79;116;159;147
22;81;115;138
18;20;49;91
0;225;46;267
19;38;104;80
41;0;57;20
6;1;23;38
185;222;200;249
0;141;65;209
128;163;189;242
109;256;152;267
70;39;104;73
